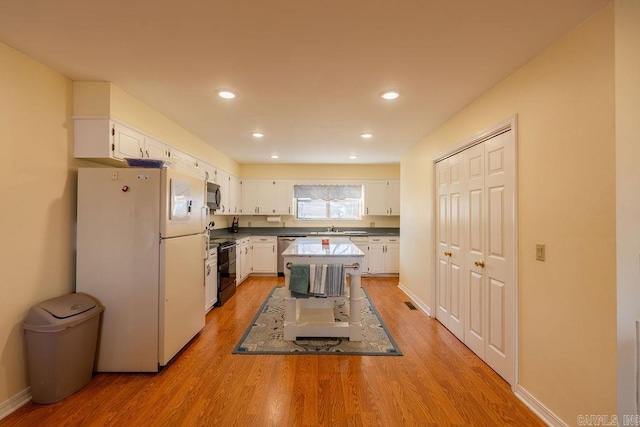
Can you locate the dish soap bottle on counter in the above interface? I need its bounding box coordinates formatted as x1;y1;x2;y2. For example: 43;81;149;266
231;217;239;233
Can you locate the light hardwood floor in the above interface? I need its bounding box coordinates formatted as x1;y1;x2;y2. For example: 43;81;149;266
1;277;543;426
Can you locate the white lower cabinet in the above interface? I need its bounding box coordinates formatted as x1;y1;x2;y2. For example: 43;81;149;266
236;237;251;285
350;237;369;275
251;236;277;274
367;236;399;274
205;250;217;312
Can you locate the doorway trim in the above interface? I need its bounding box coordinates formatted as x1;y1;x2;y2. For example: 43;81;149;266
430;114;519;390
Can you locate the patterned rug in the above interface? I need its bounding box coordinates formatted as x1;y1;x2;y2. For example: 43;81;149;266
232;286;402;355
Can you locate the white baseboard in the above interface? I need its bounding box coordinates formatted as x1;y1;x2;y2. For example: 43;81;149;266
397;282;431;317
515;385;567;427
0;387;31;421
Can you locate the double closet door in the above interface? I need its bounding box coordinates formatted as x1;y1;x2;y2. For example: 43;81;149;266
435;129;515;385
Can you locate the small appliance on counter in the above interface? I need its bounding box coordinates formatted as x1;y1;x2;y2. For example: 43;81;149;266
231;217;239;233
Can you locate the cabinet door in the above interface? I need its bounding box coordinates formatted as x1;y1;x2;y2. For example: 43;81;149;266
354;243;369;274
144;137;169;160
242;244;253;278
365;181;388;215
252;238;276;273
385;238;400;273
217;170;230;214
205;258;217;310
241;180;258;214
388;181;400;216
274;180;293;215
114;124;144;159
256;181;275;214
229;175;240;215
236;243;244;284
368;239;385;274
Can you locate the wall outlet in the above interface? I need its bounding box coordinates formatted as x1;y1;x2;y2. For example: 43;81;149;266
536;244;545;261
282;222;286;227
248;221;252;227
111;172;118;180
370;222;375;228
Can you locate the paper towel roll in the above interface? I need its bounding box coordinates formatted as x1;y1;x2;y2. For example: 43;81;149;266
266;216;282;223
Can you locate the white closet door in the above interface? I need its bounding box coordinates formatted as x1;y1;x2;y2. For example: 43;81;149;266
435;154;464;340
464;142;486;358
435;126;515;386
483;131;514;384
436;160;450;325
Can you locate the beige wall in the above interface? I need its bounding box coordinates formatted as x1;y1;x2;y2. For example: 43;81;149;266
400;5;616;423
616;0;640;417
235;164;400;229
0;42;93;407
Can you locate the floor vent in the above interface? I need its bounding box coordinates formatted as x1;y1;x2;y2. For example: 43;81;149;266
404;301;417;310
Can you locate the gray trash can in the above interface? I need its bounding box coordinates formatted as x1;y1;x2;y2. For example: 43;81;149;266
23;293;103;404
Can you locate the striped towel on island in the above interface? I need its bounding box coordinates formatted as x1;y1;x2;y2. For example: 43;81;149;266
309;264;345;297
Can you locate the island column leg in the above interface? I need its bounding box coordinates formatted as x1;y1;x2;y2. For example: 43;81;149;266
349;266;363;341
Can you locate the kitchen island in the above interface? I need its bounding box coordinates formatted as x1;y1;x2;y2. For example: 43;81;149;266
282;237;364;341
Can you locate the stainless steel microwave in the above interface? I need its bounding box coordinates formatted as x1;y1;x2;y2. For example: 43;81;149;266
206;182;221;210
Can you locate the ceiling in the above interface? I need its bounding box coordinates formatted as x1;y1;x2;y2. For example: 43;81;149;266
0;0;609;165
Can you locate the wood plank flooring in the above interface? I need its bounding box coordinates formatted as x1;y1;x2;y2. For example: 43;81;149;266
1;277;543;426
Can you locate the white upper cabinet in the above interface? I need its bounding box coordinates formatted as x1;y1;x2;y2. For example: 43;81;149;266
240;180;258;214
241;180;292;216
257;181;276;214
365;180;400;216
143;136;170;160
274;180;293;215
74;119;171;162
228;175;241;215
217;169;230;214
201;162;217;183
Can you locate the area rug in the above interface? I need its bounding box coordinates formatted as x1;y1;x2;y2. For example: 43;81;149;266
232;286;402;355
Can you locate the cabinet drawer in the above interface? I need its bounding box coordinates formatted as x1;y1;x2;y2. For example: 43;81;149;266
251;236;276;243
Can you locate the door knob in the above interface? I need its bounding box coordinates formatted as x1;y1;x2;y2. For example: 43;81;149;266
475;260;485;267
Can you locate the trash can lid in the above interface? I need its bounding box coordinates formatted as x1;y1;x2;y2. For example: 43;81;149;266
24;293;102;332
37;293;96;319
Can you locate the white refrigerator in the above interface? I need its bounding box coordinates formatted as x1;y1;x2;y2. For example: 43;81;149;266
76;167;208;372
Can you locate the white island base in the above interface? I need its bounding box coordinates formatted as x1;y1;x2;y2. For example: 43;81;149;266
282;238;365;342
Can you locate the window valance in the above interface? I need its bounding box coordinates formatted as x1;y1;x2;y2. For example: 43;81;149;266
293;185;362;201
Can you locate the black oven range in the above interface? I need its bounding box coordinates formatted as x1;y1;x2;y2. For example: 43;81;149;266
212;238;236;306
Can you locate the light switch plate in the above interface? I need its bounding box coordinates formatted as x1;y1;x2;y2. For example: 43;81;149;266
536;244;545;261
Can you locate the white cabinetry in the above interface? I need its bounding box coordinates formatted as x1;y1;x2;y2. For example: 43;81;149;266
74;119;170;162
236;237;251;284
251;236;277;274
228;175;241;215
170;147;200;176
241;180;276;215
367;236;399;274
205;250;218;312
274;180;293;215
365;180;400;216
217;170;230;214
350;237;369;275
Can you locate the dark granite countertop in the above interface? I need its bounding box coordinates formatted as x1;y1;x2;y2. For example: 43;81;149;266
209;227;399;241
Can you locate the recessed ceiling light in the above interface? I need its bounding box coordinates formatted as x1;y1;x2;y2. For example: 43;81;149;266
360;133;373;139
270;155;279;159
252;132;264;138
349;155;358;160
380;91;400;100
218;90;236;99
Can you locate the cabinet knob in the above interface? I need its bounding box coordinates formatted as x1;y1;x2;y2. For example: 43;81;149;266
474;260;485;268
444;251;452;257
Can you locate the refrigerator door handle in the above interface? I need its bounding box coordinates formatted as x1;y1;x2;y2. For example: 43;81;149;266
203;234;209;260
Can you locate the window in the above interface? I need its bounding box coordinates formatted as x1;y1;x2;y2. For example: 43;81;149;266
294;185;362;220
